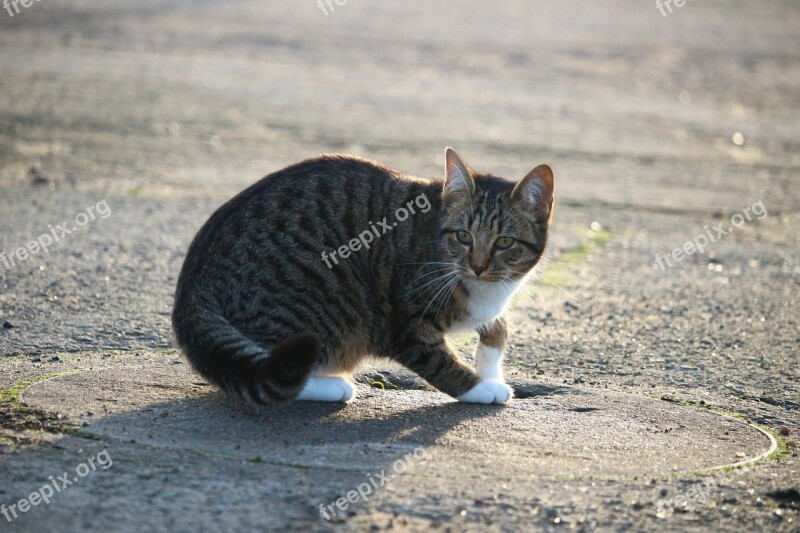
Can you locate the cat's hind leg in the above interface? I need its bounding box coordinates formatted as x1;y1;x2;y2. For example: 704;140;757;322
296;376;355;402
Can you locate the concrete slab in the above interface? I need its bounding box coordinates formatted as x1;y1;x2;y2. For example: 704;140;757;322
22;362;774;481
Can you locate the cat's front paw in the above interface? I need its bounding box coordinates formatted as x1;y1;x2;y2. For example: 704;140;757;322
457;380;513;404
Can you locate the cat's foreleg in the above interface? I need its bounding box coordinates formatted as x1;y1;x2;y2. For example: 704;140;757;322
393;332;512;404
475;317;508;383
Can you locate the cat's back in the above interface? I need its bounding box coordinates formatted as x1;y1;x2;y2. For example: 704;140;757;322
181;154;437;274
203;154;438;238
235;154;406;205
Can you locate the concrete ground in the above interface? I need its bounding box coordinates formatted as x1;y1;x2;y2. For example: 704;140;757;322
0;1;798;531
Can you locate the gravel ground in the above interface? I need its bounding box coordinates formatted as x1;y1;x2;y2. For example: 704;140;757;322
0;1;798;531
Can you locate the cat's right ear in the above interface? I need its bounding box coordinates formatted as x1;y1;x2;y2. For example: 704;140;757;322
444;147;475;197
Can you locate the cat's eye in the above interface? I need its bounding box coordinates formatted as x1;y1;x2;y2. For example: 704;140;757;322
455;230;473;245
494;236;515;250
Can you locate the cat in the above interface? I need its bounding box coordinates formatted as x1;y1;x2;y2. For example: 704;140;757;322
172;148;554;405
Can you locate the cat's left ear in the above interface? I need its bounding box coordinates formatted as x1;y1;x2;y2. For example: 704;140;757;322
512;164;554;221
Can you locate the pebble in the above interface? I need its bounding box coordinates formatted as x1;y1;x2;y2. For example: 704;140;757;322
2;321;13;329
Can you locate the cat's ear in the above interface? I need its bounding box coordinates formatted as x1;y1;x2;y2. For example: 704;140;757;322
512;164;554;220
444;147;475;196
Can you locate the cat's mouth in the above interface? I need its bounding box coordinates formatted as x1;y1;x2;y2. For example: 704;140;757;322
462;269;528;283
463;273;502;283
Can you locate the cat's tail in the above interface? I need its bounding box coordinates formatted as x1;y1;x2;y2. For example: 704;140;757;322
172;307;321;404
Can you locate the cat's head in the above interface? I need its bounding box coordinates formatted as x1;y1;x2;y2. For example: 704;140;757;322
438;148;554;282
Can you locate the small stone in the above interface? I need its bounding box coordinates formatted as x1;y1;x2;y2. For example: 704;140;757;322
778;426;790;436
2;321;12;329
28;165;49;186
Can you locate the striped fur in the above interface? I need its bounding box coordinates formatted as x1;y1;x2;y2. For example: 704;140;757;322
172;149;554;404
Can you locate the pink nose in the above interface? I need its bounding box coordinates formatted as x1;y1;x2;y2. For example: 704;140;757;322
470;260;489;277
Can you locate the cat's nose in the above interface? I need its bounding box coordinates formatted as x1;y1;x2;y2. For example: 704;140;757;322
470;258;490;277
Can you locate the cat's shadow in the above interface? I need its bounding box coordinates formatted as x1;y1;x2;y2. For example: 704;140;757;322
85;381;568;469
73;381;571;516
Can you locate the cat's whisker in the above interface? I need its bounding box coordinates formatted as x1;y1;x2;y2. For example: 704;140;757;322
401;261;455;266
419;271;460;312
406;270;458;298
407;262;455;275
527;291;547;314
406;262;466;291
421;272;461;319
548;282;582;304
409;266;457;282
432;275;462;324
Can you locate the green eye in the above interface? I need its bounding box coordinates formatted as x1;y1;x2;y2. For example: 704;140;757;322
456;230;473;245
494;236;515;250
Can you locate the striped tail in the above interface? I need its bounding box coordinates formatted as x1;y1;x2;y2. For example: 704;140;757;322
172;307;321;404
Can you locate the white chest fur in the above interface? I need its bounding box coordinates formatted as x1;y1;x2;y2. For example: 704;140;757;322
449;277;524;332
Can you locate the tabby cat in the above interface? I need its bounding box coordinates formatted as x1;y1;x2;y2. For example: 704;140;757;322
172;148;554;405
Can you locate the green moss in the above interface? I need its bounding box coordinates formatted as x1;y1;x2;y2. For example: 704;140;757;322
659;396;748;421
63;427;103;440
0;370;88;439
538;225;611;288
537;268;574;290
658;395;790;475
769;433;792;461
1;370;86;407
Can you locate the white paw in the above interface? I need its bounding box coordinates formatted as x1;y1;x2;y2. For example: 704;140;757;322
296;377;355;403
458;380;513;404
